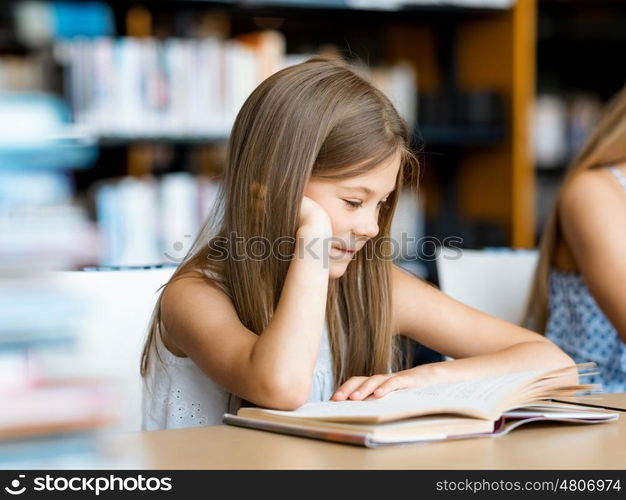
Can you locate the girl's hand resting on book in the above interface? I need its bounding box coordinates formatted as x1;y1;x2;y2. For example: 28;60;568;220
331;366;432;401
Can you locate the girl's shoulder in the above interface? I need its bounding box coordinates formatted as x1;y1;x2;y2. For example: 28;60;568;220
165;267;228;297
559;166;626;223
557;166;626;266
561;166;626;203
162;268;230;316
160;268;232;357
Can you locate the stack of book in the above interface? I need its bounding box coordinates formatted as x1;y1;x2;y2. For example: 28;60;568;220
0;92;120;468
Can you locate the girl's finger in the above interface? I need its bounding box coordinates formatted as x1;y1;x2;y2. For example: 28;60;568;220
331;376;368;401
371;374;409;398
347;374;392;401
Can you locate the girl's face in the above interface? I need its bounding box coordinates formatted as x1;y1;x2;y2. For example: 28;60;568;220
304;153;401;279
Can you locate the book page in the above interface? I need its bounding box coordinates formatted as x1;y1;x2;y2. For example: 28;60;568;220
260;368;556;422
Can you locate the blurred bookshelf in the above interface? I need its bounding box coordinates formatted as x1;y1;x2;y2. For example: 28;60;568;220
0;89;128;467
0;0;567;459
532;0;626;243
1;2;623;458
1;0;539;273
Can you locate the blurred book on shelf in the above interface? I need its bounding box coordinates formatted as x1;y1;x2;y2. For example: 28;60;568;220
369;61;417;127
93;172;221;267
567;93;603;160
533;92;603;170
417;89;505;146
13;0;114;48
532;91;604;239
0;379;117;442
533;94;568;169
399;0;515;7
238;0;515;9
0;55;46;91
0;197;100;272
0;93;100;272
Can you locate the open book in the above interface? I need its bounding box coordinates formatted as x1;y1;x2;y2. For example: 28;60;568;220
223;363;618;447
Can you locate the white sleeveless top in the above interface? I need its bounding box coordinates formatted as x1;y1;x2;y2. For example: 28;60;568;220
141;322;335;430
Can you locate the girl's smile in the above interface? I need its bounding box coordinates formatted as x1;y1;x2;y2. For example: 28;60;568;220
329;245;356;259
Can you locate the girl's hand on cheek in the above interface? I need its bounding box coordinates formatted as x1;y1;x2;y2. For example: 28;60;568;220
331;367;432;401
298;195;332;237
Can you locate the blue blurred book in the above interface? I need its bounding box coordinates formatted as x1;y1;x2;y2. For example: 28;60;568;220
53;1;114;39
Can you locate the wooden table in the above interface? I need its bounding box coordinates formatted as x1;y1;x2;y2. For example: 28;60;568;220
109;394;626;469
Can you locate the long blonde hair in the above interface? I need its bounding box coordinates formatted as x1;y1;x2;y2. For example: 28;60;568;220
525;85;626;332
140;56;419;389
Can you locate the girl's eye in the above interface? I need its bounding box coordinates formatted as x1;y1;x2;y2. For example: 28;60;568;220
343;199;390;209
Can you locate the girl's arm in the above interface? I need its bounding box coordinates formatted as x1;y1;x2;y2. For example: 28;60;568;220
162;199;332;411
332;264;576;401
558;168;626;340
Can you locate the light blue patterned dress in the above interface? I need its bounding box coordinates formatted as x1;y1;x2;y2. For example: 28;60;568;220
545;167;626;392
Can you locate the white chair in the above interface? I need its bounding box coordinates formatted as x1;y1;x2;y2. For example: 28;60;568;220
435;248;539;325
50;267;177;431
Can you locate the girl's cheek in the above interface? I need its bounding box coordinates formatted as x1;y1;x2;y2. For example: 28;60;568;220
327;210;342;233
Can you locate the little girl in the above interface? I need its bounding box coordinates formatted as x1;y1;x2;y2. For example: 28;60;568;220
141;56;574;430
526;85;626;392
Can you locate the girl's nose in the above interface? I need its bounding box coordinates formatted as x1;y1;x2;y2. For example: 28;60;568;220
354;212;379;240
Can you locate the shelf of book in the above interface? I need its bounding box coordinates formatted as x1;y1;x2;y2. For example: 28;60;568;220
3;0;538;262
97;134;230;146
100;0;515;13
531;0;626;239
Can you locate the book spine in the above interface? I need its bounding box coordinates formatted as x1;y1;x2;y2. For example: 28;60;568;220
222;414;368;447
